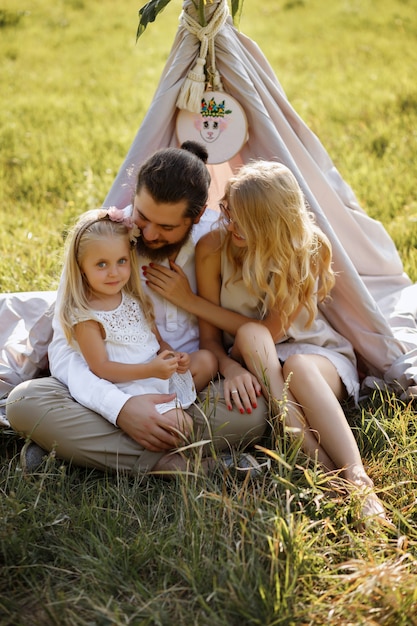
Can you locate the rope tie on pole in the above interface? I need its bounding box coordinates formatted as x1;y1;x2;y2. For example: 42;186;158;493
176;1;229;113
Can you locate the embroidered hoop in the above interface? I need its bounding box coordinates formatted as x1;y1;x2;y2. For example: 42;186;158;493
176;90;248;164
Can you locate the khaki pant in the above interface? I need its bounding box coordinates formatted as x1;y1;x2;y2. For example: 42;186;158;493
6;377;268;473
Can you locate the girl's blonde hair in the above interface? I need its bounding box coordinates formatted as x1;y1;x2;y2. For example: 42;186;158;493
59;209;154;345
222;161;335;331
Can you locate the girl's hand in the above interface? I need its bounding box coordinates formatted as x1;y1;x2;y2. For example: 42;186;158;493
151;350;179;379
222;362;262;414
143;261;193;308
175;351;190;374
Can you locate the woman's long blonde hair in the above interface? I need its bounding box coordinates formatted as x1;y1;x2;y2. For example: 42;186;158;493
222;161;335;331
59;209;154;345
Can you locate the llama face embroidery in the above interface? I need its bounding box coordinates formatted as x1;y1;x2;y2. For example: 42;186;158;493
198;117;224;143
176;91;248;164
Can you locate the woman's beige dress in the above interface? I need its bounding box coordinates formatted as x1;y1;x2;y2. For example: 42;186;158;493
220;248;360;401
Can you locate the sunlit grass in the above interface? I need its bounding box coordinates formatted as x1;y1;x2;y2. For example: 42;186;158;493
2;389;417;624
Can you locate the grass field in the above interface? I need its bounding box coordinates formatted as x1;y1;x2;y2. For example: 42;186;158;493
1;0;417;624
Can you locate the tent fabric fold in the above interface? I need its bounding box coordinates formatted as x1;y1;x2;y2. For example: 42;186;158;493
1;0;416;418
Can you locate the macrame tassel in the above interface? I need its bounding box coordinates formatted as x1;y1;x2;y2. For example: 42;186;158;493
176;57;207;114
211;68;224;92
176;0;229;113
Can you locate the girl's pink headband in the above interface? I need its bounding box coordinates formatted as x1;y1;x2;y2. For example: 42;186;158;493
74;207;141;259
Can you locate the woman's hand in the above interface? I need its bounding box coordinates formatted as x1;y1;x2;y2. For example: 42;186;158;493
143;261;194;308
222;360;262;414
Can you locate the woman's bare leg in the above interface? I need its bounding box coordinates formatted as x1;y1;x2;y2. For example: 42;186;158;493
234;322;389;524
234;323;336;470
282;352;370;485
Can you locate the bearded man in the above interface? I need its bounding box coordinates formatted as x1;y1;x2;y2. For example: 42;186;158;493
7;146;267;474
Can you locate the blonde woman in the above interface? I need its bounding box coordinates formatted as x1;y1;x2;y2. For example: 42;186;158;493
143;161;389;523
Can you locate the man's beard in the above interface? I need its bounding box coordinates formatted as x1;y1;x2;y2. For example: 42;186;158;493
135;225;193;262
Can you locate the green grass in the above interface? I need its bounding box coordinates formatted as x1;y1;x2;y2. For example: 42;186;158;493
1;0;417;623
2;392;417;624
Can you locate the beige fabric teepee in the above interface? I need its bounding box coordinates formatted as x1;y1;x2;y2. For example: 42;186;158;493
1;0;416;413
103;0;417;396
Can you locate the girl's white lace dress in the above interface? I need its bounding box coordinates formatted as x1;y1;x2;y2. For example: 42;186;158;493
74;292;196;414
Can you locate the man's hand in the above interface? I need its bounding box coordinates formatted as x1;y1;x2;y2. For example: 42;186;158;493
116;394;193;452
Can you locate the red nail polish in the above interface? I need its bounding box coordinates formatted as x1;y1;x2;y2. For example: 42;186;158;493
246;408;252;414
252;403;257;409
228;405;232;411
239;408;245;414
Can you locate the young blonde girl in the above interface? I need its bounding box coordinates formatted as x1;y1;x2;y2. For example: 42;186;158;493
143;161;389;524
59;208;217;450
